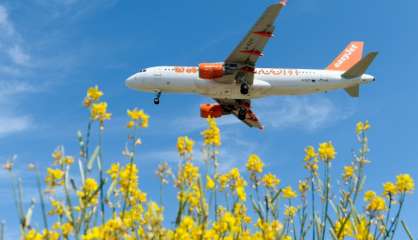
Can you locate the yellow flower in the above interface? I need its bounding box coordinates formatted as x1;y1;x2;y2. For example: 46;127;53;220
334;218;353;239
236;186;246;201
64;156;74;165
383;181;398;197
87;85;103;101
298;180;309;194
283;235;292;240
218;174;230;190
127;120;135;128
261;173;280;188
343;165;354;181
177;162;199;186
229;168;241;180
282;186;297;199
78;178;99;207
42;230;59;240
91;102;111;122
107;163;120;180
354;217;373;240
61;222;74;237
52;148;63;162
395;174;415;193
83;86;103;107
45;168;65;187
201;117;221;146
48;200;64;216
24;229;43;240
127;108;149;128
366;195;386;212
246;154;264;173
318;141;336;161
356;120;370;135
364;191;376;202
177;136;194;156
304;146;317;161
206;175;215;190
284;206;298;219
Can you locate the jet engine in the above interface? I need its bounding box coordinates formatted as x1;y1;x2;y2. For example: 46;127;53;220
200;104;223;118
199;63;224;79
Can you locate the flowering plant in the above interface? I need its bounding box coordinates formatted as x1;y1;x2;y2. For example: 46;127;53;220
1;87;415;240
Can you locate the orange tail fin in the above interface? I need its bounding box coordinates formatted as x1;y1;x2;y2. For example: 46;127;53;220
327;41;364;71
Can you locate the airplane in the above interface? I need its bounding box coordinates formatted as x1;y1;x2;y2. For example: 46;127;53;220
125;0;378;129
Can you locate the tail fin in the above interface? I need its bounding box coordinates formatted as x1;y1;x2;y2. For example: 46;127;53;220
327;41;364;71
342;52;378;79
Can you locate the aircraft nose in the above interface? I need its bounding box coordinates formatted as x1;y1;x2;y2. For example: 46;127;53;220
125;74;137;88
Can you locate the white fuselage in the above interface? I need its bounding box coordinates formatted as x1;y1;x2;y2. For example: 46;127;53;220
126;66;374;99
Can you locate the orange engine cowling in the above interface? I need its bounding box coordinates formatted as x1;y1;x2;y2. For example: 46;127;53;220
199;63;224;79
200;104;223;118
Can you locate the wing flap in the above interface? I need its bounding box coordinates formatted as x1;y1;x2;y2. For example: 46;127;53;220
215;99;263;129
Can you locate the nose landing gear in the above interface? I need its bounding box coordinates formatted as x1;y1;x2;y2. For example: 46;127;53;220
154;91;161;105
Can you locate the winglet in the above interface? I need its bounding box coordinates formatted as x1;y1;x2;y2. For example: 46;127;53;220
341;52;378;79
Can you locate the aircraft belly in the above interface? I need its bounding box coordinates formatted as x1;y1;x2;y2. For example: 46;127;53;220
195;78;271;99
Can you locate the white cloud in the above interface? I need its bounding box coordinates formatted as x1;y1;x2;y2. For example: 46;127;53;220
255;96;353;131
0;4;30;68
173;115;240;132
7;45;30;65
0;5;14;34
0;81;37;137
0;5;35;137
0;116;32;137
172;95;352;133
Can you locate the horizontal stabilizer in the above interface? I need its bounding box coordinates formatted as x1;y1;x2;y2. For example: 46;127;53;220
342;52;378;79
345;84;360;97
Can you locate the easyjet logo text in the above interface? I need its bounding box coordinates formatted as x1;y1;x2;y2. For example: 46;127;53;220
334;44;358;68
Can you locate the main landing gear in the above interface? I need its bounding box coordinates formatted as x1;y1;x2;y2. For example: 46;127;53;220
240;83;249;95
238;108;247;120
154;91;161;105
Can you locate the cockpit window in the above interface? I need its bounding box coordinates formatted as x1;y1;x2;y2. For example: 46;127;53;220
139;69;147;72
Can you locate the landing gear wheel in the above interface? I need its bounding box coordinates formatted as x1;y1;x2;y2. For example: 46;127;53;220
154;91;162;105
238;109;246;120
153;98;160;105
240;83;249;95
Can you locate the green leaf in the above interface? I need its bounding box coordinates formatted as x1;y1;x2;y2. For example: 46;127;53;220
87;146;100;171
78;158;85;184
251;197;264;220
24;200;36;229
106;179;117;200
401;220;415;240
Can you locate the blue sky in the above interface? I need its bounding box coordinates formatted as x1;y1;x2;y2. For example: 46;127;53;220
0;0;417;238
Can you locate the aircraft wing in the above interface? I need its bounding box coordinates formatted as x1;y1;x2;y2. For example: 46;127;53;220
215;99;263;129
221;1;287;84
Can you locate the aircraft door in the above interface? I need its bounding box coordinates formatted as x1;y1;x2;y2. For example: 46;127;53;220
152;72;164;90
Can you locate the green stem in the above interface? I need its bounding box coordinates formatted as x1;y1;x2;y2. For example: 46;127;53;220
98;125;105;225
321;161;330;240
310;175;316;240
387;194;406;240
35;169;48;230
